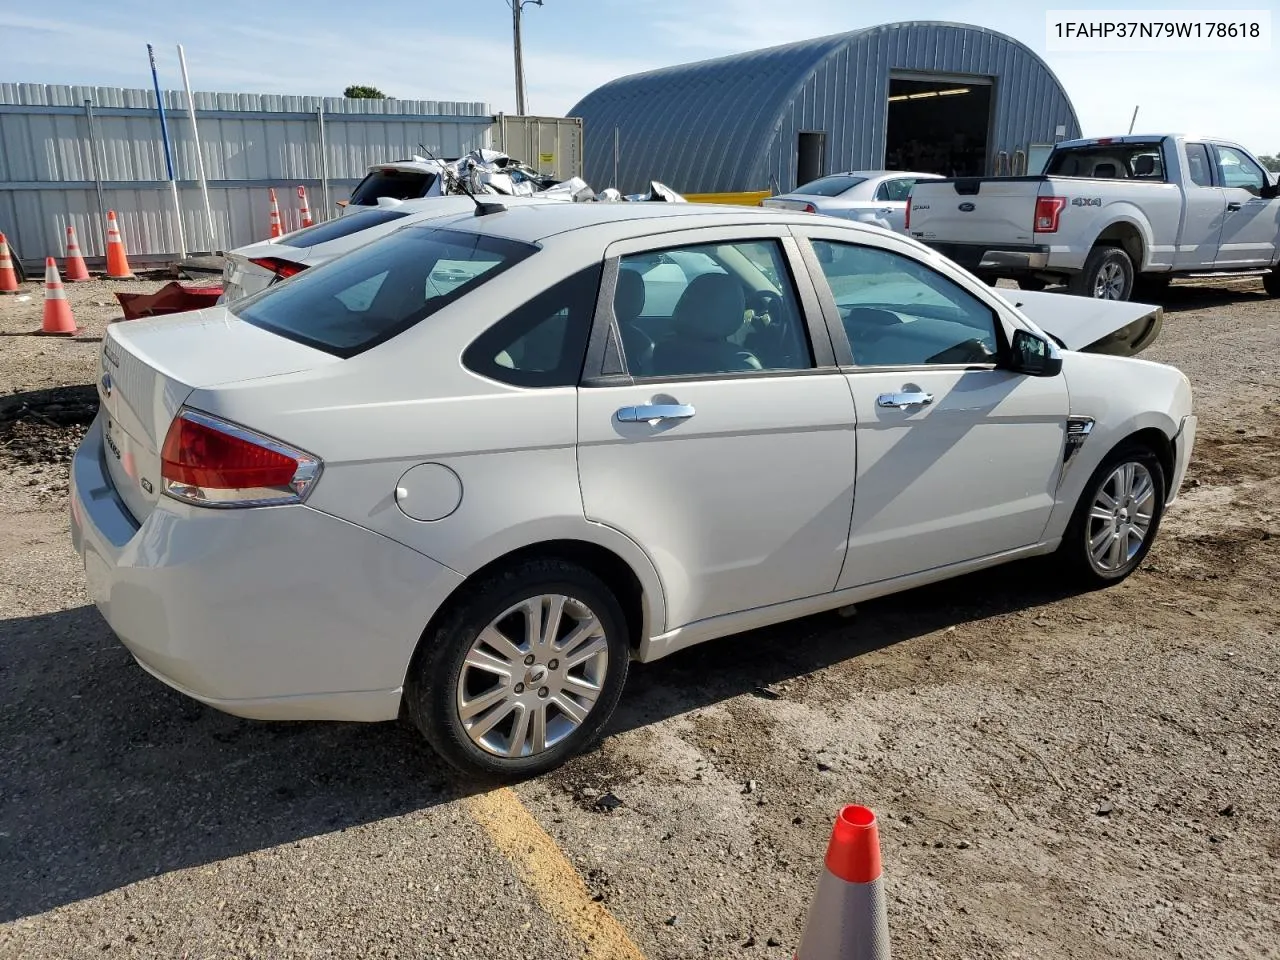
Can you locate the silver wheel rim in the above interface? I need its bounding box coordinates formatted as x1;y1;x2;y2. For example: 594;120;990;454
457;594;609;759
1086;461;1156;574
1093;261;1127;300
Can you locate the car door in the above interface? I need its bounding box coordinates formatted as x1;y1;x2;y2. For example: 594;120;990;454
576;226;858;632
1211;144;1280;268
873;177;920;232
794;228;1070;588
1175;142;1228;270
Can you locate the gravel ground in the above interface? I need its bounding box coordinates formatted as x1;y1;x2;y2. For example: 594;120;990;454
1;274;1278;960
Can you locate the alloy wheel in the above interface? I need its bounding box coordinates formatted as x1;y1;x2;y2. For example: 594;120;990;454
1085;461;1156;574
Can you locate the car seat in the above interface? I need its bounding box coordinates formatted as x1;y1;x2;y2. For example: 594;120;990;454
613;269;654;374
650;274;759;376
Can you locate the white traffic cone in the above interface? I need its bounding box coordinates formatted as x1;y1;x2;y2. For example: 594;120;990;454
795;805;891;960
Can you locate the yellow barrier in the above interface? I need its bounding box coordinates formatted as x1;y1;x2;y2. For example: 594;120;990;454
683;190;772;206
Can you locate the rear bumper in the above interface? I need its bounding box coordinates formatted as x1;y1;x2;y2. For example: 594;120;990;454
70;414;464;722
1167;414;1197;505
923;241;1051;274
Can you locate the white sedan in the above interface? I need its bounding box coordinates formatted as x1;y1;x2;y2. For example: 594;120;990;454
71;202;1196;778
760;171;944;232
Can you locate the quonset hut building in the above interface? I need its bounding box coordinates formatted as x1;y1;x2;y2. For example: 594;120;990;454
568;22;1081;195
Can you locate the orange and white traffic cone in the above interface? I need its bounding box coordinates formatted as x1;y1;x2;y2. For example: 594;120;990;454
297;186;313;227
0;232;20;294
63;225;91;281
104;211;135;279
794;806;891;960
40;258;77;335
268;188;284;238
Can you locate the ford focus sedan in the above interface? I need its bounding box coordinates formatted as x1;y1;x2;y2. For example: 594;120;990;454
71;202;1196;778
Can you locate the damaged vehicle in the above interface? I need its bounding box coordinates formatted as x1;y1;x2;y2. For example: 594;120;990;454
71;203;1193;779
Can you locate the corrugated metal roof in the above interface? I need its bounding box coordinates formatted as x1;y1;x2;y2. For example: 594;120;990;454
568;21;1082;194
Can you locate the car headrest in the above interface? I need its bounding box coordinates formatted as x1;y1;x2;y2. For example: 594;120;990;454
673;273;745;340
1134;155;1158;176
1093;162;1117;178
614;268;645;323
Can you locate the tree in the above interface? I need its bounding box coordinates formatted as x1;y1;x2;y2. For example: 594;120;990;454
1259;154;1280;173
343;85;389;99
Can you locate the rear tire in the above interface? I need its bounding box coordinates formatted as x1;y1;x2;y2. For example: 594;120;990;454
1057;442;1166;587
1264;269;1280;298
1068;246;1135;301
404;558;630;780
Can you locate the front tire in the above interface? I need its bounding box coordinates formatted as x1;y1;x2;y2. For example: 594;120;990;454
404;559;630;779
1059;443;1166;586
1264;268;1280;298
1068;246;1135;301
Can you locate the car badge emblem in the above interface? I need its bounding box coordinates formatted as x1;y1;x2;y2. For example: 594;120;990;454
958;202;976;212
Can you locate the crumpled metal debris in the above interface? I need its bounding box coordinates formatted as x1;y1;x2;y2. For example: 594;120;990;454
433;149;685;203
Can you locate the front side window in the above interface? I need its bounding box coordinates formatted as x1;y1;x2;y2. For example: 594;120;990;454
810;240;999;366
1214;145;1266;195
234;226;535;357
463;265;602;388
617;240;813;379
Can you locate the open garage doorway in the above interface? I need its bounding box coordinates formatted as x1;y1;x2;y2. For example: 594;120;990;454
885;74;993;177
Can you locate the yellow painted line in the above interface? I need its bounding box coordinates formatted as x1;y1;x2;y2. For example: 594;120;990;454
466;787;649;960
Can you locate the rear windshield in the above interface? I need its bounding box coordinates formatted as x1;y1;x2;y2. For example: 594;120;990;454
349;169;436;205
233;227;537;357
792;175;867;197
277;208;408;248
1046;143;1166;181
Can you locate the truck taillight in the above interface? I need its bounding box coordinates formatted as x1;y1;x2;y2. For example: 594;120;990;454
160;409;321;508
905;199;912;230
1034;196;1067;233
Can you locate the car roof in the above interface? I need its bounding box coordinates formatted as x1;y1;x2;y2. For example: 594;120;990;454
814;170;943;179
404;200;886;245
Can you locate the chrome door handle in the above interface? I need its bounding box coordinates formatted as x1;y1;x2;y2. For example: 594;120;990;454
877;391;933;409
616;403;696;424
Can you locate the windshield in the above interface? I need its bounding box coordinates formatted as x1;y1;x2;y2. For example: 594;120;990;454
791;175;867;197
277;208;409;248
1046;143;1166;181
233;227;537;357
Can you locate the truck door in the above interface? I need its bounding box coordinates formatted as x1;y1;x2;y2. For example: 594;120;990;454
1211;144;1280;268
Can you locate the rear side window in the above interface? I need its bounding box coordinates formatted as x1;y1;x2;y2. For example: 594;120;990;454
792;175;867;197
349;169;436;205
1185;143;1214;187
234;227;536;357
276;208;408;248
463;265;602;387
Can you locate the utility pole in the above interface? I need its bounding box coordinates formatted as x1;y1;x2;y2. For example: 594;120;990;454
510;0;542;115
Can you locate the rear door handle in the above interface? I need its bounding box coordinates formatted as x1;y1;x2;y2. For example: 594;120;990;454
877;391;933;409
1227;201;1243;212
616;403;696;424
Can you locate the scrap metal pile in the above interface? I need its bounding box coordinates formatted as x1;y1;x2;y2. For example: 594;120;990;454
431;149;686;203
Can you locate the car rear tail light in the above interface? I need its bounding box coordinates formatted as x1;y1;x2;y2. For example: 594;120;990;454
248;256;308;279
802;202;817;213
160;409;321;508
1034;196;1068;233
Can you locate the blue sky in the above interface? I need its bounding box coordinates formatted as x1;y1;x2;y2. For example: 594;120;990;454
2;0;1276;151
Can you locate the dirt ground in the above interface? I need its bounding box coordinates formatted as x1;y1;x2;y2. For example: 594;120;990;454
1;274;1277;960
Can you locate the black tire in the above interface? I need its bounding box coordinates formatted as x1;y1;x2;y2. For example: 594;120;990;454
1016;277;1048;291
1058;442;1166;587
404;558;631;780
982;275;1000;287
1067;246;1135;301
1264;269;1280;298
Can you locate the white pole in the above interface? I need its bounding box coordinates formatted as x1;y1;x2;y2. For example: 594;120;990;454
177;44;217;253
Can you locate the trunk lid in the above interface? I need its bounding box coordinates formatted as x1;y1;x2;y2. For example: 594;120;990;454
993;288;1163;356
909;177;1047;245
97;307;340;523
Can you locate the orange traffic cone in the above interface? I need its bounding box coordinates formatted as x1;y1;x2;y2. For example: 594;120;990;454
794;806;891;960
0;232;20;294
104;211;135;279
297;186;313;227
63;225;91;281
40;258;77;335
268;188;284;238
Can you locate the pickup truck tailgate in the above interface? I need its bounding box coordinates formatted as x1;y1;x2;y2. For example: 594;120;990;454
910;178;1041;245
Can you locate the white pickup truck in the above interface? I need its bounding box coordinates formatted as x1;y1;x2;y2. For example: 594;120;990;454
906;134;1280;300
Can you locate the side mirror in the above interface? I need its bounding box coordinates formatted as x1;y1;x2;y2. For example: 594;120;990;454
1009;328;1063;377
1261;181;1279;200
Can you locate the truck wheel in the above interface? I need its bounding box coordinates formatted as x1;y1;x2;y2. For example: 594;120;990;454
1264;269;1280;298
1069;246;1134;301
